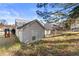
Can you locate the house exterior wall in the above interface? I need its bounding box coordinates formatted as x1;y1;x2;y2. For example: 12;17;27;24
18;29;24;42
45;30;51;35
18;21;45;43
15;19;28;37
16;28;19;37
0;26;5;36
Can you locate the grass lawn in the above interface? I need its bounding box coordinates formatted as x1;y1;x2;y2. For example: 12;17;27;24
0;35;21;56
1;31;79;56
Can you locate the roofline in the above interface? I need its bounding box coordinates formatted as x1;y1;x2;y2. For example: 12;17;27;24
17;20;45;29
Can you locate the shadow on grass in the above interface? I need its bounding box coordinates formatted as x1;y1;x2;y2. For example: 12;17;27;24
12;33;79;56
13;39;79;56
14;41;79;56
42;38;79;44
46;33;79;38
13;40;70;56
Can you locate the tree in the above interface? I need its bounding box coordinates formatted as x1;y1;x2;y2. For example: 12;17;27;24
0;19;7;25
36;3;79;23
69;5;79;19
64;18;74;30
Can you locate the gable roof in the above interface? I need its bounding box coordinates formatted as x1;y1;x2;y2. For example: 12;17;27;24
17;20;45;29
44;23;64;30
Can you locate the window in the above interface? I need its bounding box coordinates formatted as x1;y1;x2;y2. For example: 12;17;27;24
32;36;36;40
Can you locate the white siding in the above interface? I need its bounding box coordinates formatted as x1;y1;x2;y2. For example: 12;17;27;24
16;28;19;37
21;21;45;43
18;29;24;42
45;30;51;35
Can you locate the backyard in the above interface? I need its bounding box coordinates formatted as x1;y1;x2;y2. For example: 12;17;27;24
0;31;79;56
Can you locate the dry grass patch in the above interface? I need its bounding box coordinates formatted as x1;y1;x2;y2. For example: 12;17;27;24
14;31;79;56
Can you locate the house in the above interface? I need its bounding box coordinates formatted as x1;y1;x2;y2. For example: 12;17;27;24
44;23;63;35
15;19;29;37
0;24;5;36
0;24;15;36
16;19;45;43
44;23;53;35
